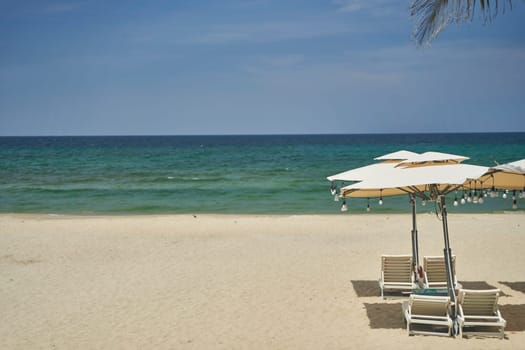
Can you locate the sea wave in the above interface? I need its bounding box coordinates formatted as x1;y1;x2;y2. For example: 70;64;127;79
1;134;524;214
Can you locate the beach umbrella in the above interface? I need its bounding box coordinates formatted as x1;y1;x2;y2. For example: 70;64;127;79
395;151;469;167
373;150;421;162
331;152;489;333
327;152;415;202
327;151;423;277
340;163;490;198
327;150;420;183
473;160;525;207
328;151;477;282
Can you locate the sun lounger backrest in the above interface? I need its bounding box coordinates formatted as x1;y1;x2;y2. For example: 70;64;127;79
424;255;455;282
458;289;500;316
382;255;412;283
404;294;453;336
410;295;450;317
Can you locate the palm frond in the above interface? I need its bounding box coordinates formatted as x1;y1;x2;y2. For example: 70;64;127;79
410;0;513;46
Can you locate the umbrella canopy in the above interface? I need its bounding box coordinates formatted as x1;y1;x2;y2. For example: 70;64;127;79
326;162;399;183
341;163;489;198
327;150;419;183
374;150;420;162
396;152;469;168
474;159;525;191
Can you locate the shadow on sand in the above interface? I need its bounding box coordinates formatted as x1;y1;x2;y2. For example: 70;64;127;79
499;281;525;295
356;280;525;332
351;280;380;297
363;303;404;329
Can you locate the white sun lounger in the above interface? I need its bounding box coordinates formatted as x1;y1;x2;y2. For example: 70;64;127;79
379;255;414;298
457;289;506;339
423;255;458;289
402;294;453;336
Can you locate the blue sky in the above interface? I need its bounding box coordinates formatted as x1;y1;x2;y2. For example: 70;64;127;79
1;0;524;136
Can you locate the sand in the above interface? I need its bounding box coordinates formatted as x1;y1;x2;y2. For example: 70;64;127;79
1;213;524;349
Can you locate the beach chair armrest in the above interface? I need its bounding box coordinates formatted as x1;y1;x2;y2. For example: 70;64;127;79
410;314;451;321
462;316;500;320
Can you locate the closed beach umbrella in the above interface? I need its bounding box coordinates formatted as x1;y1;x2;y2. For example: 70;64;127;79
330;151;489;333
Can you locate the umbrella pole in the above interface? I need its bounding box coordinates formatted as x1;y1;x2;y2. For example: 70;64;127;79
438;195;458;333
410;194;419;281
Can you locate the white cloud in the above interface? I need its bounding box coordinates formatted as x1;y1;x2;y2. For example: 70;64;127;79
333;0;401;16
333;0;364;13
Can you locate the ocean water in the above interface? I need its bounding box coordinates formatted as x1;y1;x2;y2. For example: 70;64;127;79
1;133;524;215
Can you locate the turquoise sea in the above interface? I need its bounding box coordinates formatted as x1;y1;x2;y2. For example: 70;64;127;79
1;133;524;215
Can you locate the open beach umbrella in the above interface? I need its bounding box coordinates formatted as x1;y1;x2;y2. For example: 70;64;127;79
373;150;421;163
327;151;423;277
395;151;469;167
473;159;525;193
331;152;489;332
340;162;488;292
328;151;480;283
327;150;420;182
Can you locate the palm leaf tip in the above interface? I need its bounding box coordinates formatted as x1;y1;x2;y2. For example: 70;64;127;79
409;0;513;46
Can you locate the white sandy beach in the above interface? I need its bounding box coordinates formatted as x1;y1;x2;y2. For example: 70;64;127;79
1;213;524;349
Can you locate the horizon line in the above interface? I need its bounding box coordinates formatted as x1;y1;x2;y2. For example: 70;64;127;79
2;131;525;138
